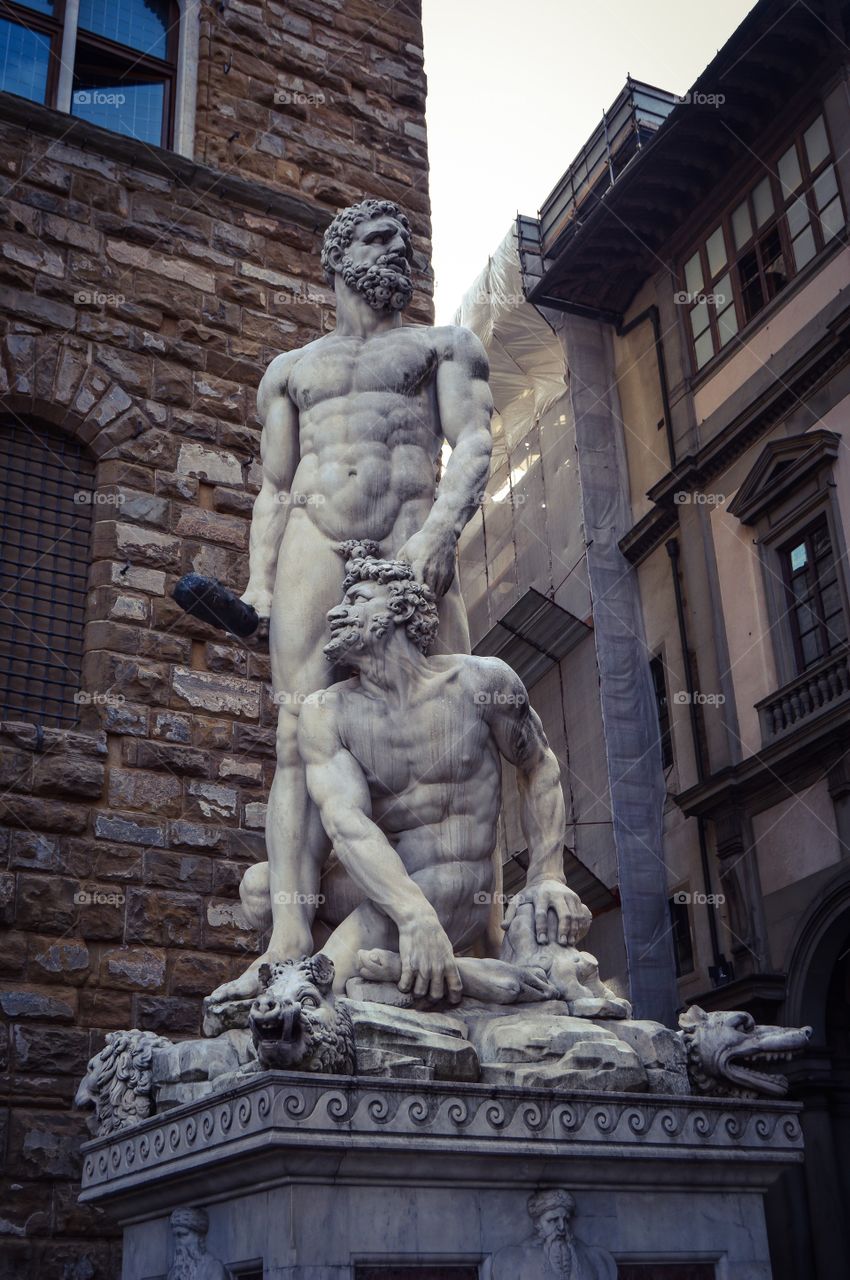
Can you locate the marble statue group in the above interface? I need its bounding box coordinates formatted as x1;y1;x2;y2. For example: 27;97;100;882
74;201;813;1280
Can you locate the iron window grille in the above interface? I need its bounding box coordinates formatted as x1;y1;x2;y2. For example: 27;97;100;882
0;418;93;727
679;110;845;373
0;0;180;147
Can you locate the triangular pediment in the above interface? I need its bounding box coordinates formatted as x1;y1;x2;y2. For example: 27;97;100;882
727;430;840;524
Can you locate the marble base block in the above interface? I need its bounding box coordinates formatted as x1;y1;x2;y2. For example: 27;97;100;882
80;1072;803;1279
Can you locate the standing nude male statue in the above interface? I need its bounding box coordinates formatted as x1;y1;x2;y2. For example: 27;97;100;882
215;199;493;1000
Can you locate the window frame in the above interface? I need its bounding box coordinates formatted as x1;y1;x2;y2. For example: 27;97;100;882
0;0;186;151
757;490;850;689
678;108;846;375
779;516;848;675
650;652;674;771
0;0;67;108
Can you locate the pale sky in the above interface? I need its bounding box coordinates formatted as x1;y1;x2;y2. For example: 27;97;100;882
422;0;760;320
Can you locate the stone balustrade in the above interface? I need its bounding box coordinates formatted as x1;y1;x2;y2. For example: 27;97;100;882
757;645;850;742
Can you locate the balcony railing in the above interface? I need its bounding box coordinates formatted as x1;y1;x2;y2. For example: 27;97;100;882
757;645;850;742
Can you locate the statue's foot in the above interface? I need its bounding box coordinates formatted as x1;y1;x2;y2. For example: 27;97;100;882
515;967;560;1003
356;948;403;984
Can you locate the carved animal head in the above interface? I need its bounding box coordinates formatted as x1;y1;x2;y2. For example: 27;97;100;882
75;1029;171;1136
249;954;356;1074
679;1005;811;1098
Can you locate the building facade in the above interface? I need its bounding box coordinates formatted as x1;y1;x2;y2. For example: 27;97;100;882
489;0;850;1274
0;2;431;1274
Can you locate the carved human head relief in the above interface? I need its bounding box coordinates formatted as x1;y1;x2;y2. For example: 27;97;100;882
321;198;414;313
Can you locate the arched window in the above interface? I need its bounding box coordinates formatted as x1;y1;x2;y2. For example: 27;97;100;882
0;419;93;727
0;0;197;151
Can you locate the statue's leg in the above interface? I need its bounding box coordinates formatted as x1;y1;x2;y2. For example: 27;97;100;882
210;514;348;1001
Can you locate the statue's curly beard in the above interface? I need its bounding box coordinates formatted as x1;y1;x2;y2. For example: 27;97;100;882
340;252;413;312
323;614;392;664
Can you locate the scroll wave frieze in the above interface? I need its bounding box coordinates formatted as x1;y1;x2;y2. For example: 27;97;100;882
80;1079;803;1192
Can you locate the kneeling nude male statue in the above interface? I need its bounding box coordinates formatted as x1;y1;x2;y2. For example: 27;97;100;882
295;547;598;1003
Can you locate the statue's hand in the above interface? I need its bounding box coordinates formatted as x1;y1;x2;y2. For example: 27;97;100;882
397;529;456;598
503;878;592;947
240;587;274;619
397;914;462;1002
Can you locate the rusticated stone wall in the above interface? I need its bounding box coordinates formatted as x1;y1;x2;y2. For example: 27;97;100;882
0;2;430;1274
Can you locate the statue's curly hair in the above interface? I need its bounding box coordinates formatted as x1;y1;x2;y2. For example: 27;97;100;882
336;540;438;655
320;198;411;285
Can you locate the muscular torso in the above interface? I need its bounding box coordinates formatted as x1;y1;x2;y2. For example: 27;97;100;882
334;657;501;875
283;326;447;545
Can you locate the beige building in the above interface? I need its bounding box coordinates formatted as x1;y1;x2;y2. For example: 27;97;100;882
459;1;850;1275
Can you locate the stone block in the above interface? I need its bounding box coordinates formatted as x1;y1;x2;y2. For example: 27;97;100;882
174;506;248;548
28;938;90;984
185;780;239;821
7;1109;87;1179
170;950;233;996
172;667;260;718
176;441;242;485
30;753;105;800
126;888;202;947
94;812;167;847
12;1025;90;1075
152;711;193;744
135;995;200;1036
100;947;167;991
169;819;226;850
142;850;212;893
107;768;183;816
0;988;77;1022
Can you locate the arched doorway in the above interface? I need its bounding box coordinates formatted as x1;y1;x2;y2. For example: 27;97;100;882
767;871;850;1280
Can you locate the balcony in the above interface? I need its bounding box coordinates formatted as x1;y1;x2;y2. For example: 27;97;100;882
757;646;850;743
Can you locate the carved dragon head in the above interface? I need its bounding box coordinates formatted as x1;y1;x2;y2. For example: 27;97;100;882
679;1005;811;1098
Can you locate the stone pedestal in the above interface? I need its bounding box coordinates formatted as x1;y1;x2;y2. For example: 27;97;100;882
80;1072;803;1278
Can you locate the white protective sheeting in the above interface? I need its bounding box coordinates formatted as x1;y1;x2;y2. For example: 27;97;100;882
455;228;566;456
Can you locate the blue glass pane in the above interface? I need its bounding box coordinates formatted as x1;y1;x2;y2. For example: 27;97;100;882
78;0;172;59
14;0;55;13
0;18;50;103
71;79;165;145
